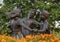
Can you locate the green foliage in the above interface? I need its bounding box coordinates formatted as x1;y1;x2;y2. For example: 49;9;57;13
0;0;60;34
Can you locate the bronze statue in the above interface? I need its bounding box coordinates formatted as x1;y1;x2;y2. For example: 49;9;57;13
22;8;40;37
37;10;50;34
7;8;33;39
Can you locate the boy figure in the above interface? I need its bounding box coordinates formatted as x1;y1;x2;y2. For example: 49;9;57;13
38;10;50;34
7;8;33;39
22;8;40;37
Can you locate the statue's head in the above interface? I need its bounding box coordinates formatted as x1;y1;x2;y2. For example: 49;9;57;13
28;9;36;19
8;8;21;19
40;10;49;20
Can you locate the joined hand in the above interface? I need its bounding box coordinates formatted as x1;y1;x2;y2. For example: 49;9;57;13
32;29;38;32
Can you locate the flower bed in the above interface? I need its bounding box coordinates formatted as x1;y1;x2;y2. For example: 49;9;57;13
0;34;60;42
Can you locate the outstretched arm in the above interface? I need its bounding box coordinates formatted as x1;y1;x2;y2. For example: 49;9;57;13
38;27;46;32
33;20;41;25
38;23;48;33
20;20;33;31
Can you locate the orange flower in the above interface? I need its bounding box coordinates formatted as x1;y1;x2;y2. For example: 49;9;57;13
58;40;60;42
30;40;33;42
33;35;38;39
38;40;43;42
44;34;49;37
21;38;27;42
42;40;46;42
0;34;60;42
1;36;5;39
40;35;45;39
50;39;55;42
1;39;6;42
25;35;33;40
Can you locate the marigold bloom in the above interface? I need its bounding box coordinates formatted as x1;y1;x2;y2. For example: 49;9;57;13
33;35;38;39
58;40;60;42
25;35;33;40
1;39;6;42
0;34;60;42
